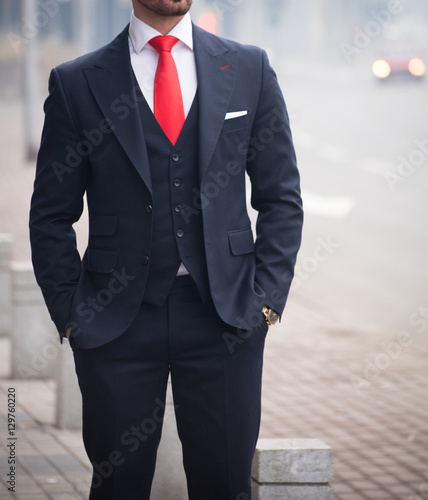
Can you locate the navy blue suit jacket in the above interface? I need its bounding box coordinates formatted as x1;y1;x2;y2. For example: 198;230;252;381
29;24;303;349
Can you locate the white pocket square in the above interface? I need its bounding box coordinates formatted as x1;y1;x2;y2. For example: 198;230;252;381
225;110;248;120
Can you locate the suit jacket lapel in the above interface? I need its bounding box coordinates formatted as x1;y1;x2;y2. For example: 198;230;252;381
82;24;238;191
193;25;238;182
83;26;152;193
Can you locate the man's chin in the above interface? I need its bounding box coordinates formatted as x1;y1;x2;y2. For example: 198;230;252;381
136;0;193;17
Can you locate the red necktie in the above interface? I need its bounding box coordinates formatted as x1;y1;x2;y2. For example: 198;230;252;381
149;36;185;146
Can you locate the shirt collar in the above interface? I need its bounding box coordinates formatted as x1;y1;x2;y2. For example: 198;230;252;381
129;11;193;54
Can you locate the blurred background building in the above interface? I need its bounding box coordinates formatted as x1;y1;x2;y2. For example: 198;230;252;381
2;0;428;66
1;0;428;155
1;0;428;93
0;0;428;346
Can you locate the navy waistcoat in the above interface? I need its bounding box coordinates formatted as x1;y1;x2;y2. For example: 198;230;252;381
138;92;211;306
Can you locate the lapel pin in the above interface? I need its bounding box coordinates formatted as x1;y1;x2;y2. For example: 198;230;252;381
220;65;231;70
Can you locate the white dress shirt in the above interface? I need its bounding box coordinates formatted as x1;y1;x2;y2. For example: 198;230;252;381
128;12;197;276
128;11;197;117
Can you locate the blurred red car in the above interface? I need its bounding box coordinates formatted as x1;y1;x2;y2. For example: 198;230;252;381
372;44;426;80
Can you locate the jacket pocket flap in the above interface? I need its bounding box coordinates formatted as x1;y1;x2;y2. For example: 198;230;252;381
87;248;118;273
228;228;255;255
90;216;118;236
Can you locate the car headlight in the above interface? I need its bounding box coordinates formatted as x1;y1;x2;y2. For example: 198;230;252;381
372;59;391;79
408;58;426;77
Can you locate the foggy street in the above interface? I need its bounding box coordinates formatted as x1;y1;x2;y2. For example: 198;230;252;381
276;57;428;347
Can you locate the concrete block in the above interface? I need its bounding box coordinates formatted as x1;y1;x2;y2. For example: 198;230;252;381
151;377;187;499
11;262;57;379
0;234;13;336
252;438;333;484
252;481;334;500
55;341;82;430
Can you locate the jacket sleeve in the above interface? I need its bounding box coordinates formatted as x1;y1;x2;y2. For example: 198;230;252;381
29;68;88;340
246;50;303;317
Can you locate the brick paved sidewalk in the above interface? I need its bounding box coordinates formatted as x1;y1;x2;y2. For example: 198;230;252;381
1;302;427;500
1;99;428;499
261;301;428;500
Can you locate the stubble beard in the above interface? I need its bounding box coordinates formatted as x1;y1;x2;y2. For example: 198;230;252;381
135;0;192;17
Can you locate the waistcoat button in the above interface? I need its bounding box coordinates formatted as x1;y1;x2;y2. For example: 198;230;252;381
141;255;150;265
176;230;184;238
172;153;180;162
173;179;181;187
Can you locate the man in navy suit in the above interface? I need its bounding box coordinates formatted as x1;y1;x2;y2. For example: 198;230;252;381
30;0;303;498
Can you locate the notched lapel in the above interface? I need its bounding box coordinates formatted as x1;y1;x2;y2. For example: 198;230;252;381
83;29;152;193
193;26;238;181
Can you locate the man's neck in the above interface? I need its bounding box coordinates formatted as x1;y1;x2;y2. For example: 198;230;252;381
133;6;184;35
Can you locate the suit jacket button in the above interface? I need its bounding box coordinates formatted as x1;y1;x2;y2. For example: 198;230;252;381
175;255;181;262
141;255;150;265
146;204;153;214
174;205;182;213
176;230;184;238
